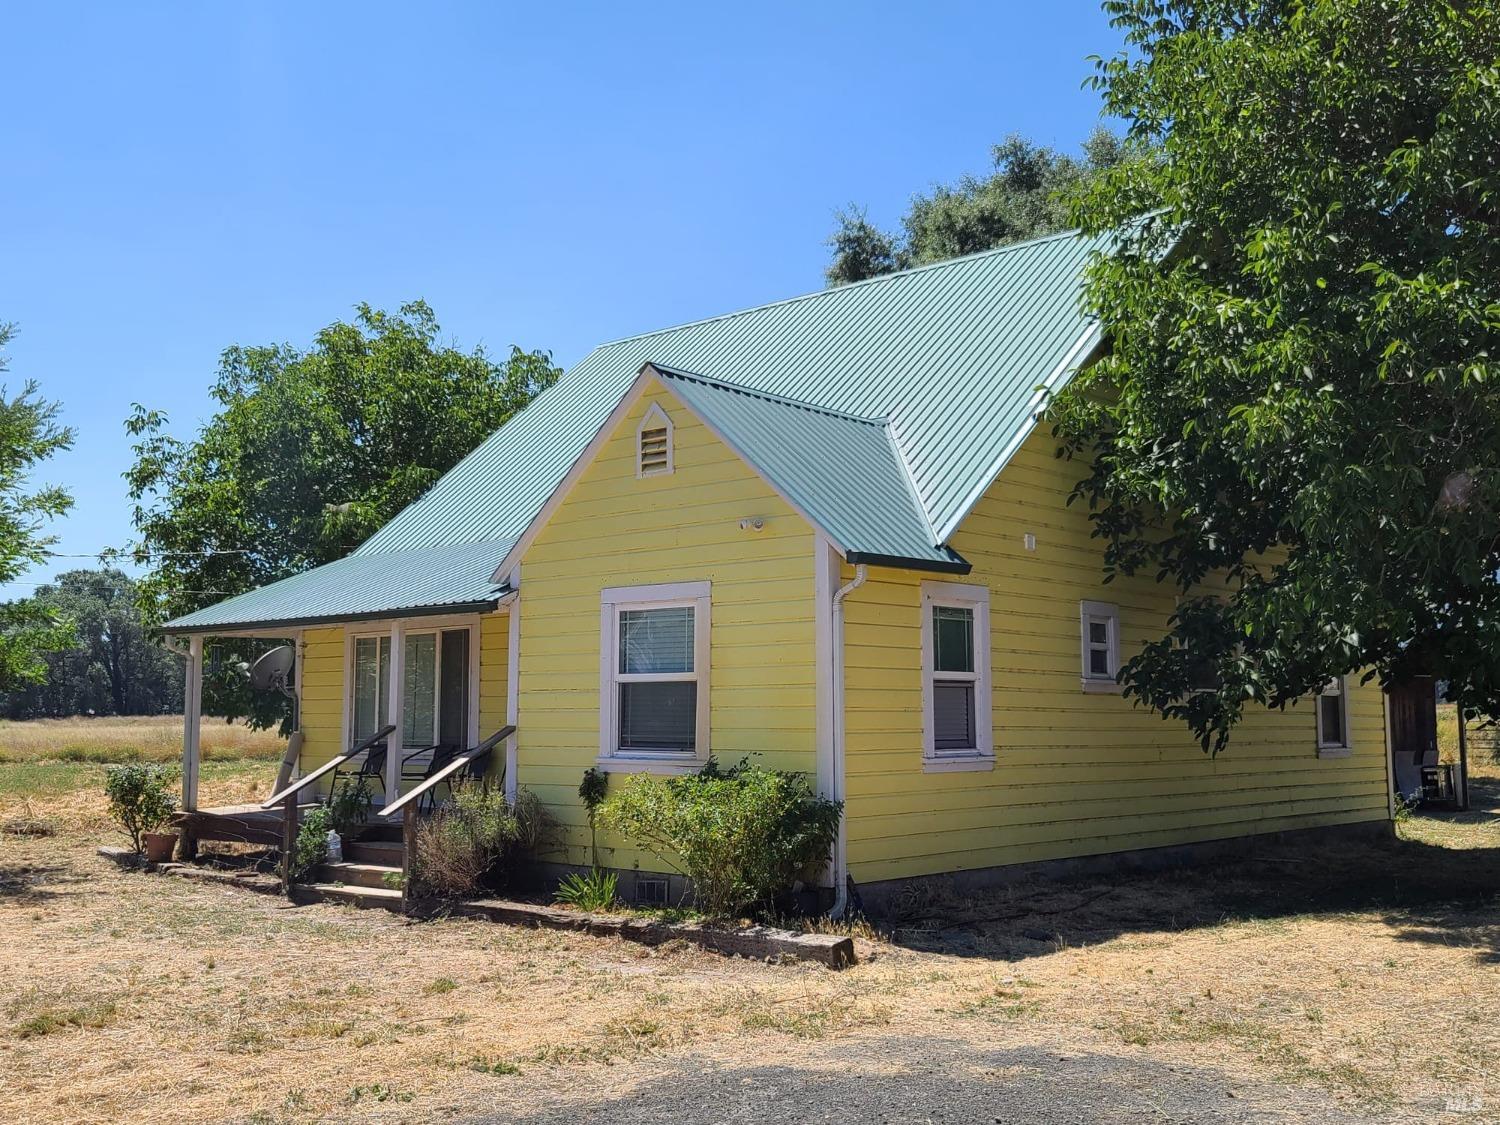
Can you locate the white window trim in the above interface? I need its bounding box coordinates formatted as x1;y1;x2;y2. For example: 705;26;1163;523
636;401;674;478
598;581;710;772
1316;675;1352;758
920;580;993;772
341;613;482;753
1079;599;1122;693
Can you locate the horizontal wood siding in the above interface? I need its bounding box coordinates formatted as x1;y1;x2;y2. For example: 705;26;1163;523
479;611;508;781
843;427;1390;884
298;626;344;771
519;378;817;870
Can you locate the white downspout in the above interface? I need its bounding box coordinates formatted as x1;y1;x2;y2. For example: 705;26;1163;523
828;563;867;920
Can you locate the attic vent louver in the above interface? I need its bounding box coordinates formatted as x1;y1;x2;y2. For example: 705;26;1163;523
636;402;673;477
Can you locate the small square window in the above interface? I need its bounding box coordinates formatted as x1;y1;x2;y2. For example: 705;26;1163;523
1080;601;1120;690
1317;677;1349;752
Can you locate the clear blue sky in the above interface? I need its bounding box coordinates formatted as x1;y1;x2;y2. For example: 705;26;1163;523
0;1;1121;601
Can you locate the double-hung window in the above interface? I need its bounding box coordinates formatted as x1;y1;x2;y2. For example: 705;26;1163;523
600;583;710;768
1079;600;1121;691
1316;676;1350;755
921;581;992;770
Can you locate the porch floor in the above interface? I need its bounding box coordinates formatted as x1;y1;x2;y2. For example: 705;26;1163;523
172;804;405;850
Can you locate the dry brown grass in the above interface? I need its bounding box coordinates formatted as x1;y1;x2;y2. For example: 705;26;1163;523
2;756;1499;1121
0;715;282;764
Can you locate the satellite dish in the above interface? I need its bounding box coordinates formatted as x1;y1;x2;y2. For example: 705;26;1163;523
249;645;296;697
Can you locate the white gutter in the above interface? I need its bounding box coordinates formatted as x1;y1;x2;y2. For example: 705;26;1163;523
828;563;867;920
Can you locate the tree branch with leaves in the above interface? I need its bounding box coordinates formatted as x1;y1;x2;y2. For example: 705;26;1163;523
1052;0;1500;750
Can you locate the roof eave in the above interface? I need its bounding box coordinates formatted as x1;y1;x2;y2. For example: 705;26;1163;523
844;549;971;576
163;596;507;637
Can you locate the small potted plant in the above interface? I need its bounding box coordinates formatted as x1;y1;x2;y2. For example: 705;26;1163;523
104;763;180;863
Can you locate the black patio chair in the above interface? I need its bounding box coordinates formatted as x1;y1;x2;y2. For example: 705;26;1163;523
328;737;390;803
400;742;473;814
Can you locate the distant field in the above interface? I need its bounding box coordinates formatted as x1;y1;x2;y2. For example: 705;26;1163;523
0;715;283;764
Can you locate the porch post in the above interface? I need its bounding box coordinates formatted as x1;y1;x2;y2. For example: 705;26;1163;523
1457;697;1471;811
505;567;520;804
386;620;406;807
182;635;203;812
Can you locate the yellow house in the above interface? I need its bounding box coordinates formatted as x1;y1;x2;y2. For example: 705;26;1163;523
165;229;1394;909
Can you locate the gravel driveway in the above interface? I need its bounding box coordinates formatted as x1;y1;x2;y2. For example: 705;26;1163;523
488;1037;1419;1124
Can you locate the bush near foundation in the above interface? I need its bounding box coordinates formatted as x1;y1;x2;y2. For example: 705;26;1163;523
598;758;840;918
410;786;553;897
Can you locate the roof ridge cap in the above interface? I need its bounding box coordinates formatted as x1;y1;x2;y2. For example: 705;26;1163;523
593;226;1088;349
648;363;889;426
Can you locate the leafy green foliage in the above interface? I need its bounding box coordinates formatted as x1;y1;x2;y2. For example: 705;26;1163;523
0;323;77;692
291;805;332;879
410;785;551;897
103;762;178;852
4;568;181;719
324;779;371;839
598;758;840;918
1053;0;1500;749
123;301;559;724
825;129;1132;285
578;766;608;869
554;867;618;912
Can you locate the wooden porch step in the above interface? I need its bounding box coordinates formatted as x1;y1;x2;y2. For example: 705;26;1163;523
293;882;403;912
344;840;404;865
313;861;401;890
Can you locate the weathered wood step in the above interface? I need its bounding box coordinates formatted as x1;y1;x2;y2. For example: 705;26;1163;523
314;861;401;890
293;882;403;911
343;840;404;865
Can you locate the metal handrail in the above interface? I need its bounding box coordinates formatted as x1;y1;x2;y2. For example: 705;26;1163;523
379;726;514;818
259;724;395;809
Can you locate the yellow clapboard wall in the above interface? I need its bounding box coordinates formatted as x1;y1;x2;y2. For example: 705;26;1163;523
298;626;345;771
518;378;818;870
842;426;1390;884
478;611;509;779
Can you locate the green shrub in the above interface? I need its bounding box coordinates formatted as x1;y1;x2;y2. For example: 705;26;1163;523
411;785;553;897
325;779;371;838
509;787;556;859
598;758;840;918
554;867;618;912
291;806;333;878
103;763;179;853
578;767;609;869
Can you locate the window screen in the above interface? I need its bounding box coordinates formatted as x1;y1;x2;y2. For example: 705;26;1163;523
617;606;697;752
932;604;977;751
620;607;694;674
402;632;437;747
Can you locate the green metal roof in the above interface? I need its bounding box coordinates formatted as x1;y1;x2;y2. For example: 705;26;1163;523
164;539;512;632
363;226;1102;557
169;227;1102;632
649;365;966;572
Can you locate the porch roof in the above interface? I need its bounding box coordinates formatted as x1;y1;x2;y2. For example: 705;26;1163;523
163;538;512;634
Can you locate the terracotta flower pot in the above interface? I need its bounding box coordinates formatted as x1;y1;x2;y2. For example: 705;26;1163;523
142;831;177;863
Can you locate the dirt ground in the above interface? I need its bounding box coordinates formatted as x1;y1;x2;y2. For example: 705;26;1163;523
3;764;1499;1123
